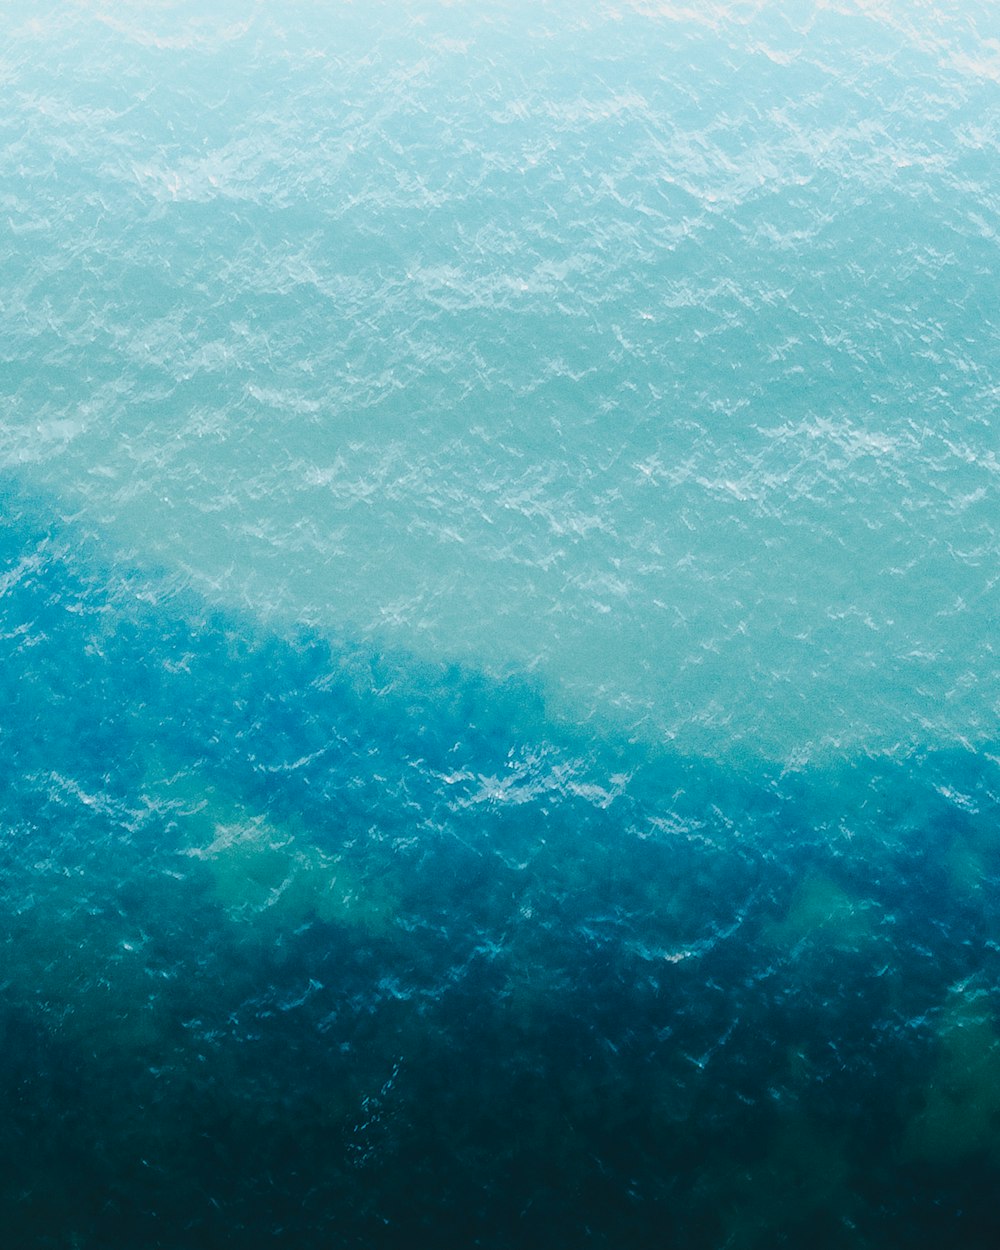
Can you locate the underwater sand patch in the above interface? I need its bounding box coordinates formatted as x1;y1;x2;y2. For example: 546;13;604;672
147;765;398;938
764;873;875;953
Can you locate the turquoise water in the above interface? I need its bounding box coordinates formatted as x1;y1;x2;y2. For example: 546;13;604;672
2;2;999;1246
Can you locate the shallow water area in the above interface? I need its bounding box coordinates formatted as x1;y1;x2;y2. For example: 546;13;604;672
4;0;998;761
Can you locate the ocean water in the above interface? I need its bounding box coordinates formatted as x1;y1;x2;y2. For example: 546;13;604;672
1;1;998;1246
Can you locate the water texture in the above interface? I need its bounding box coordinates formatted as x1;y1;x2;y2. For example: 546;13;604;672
1;2;999;1246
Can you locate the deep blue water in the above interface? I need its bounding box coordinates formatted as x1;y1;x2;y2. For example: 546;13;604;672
2;2;1000;1247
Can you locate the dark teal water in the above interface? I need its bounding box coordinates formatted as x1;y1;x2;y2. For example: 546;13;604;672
2;2;1000;1246
3;488;1000;1247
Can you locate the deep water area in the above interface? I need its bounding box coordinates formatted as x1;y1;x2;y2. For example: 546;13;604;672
3;490;1000;1248
2;1;999;1247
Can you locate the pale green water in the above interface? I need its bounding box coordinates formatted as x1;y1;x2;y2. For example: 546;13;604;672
4;0;997;761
